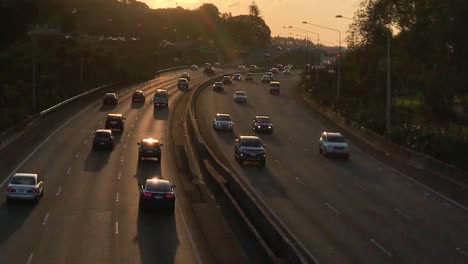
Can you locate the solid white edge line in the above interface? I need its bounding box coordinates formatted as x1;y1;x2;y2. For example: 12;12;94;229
394;208;412;221
176;200;203;264
295;177;305;185
0;103;95;188
116;192;119;202
56;186;62;196
325;202;340;215
370;238;393;257
121;156;124;162
118;171;121;180
353;147;468;211
115;221;119;235
27;253;33;264
42;213;49;225
75;152;80;158
66;167;71;175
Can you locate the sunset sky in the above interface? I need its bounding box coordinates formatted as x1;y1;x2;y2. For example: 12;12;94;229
142;0;362;46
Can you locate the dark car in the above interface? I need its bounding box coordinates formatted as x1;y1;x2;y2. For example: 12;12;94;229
132;90;145;103
105;113;125;132
222;75;232;84
246;73;254;81
261;75;271;83
139;179;175;211
233;73;242;81
92;129;114;150
103;93;118;106
203;66;215;74
180;72;191;81
252;115;274;133
212;81;224;92
234;136;266;166
137;138;162;162
153;89;169;107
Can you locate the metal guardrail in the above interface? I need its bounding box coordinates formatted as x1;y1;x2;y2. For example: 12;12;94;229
39;65;187;116
0;65;187;151
185;75;318;264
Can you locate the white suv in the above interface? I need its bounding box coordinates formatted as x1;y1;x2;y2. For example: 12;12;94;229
318;132;349;159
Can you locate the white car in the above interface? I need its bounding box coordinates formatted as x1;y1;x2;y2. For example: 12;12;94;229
6;173;44;203
233;91;247;103
214;62;221;67
283;69;291;75
190;65;198;70
180;72;191;81
213;113;234;131
233;73;242;81
238;65;246;70
318;132;349;159
177;78;189;89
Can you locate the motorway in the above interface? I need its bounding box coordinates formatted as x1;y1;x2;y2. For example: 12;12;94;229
195;71;468;263
0;69;249;264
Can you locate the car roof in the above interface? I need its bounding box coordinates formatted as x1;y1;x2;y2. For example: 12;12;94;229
247;72;253;75
145;178;171;187
107;113;123;118
324;132;343;137
214;81;223;85
12;173;37;178
239;135;260;140
223;75;231;78
216;113;231;117
134;90;143;93
181;72;189;75
141;138;160;144
270;81;280;85
156;89;168;93
235;90;246;93
234;73;241;75
179;78;188;81
95;129;112;133
105;92;116;96
255;115;270;119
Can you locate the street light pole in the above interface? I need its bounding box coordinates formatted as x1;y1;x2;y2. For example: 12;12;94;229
302;21;342;100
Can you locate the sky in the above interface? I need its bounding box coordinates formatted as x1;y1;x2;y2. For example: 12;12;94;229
141;0;362;46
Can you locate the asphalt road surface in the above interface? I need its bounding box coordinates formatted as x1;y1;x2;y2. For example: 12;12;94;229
0;69;220;264
195;71;468;264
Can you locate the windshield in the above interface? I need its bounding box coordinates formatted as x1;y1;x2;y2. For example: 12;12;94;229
216;115;231;121
10;176;36;185
155;92;167;98
95;132;111;138
241;139;263;148
146;181;171;192
256;117;270;123
327;135;346;143
235;91;246;96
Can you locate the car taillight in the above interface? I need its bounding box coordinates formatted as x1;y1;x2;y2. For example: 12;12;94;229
166;193;174;199
6;187;15;193
143;192;153;197
27;189;37;193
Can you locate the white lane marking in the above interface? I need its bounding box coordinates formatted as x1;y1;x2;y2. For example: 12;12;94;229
370;238;393;257
124;143;127;149
118;171;121;180
457;248;468;257
116;192;119;202
325;202;340;215
27;253;33;264
98;121;103;125
42;213;49;225
75;152;80;158
120;156;124;162
127;132;132;137
56;186;62;196
176;201;203;264
131;124;135;128
394;208;413;221
66;167;71;175
0;103;95;188
295;177;305;185
135;117;138;120
354;147;468;211
115;221;119;235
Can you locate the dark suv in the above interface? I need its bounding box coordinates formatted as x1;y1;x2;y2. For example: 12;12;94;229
105;113;125;132
132;90;145;103
137;138;163;162
92;129;114;150
103;93;118;106
252;115;274;133
222;75;232;84
234;136;266;166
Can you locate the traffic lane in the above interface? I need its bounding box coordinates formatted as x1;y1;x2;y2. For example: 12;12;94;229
196;74;468;262
229;75;468;262
0;73;188;263
28;78;194;263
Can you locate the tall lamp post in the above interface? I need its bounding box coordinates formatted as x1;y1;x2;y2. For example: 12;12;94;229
336;15;391;133
302;21;342;100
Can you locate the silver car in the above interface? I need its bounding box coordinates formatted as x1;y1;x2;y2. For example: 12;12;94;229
213;113;234;131
318;132;350;159
6;173;44;203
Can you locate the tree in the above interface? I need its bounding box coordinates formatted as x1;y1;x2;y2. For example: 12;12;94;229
249;1;260;17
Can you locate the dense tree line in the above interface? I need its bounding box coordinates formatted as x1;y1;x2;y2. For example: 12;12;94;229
303;0;467;169
0;0;271;132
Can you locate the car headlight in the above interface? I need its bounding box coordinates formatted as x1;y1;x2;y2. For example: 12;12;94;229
268;126;272;129
257;126;261;128
228;123;233;126
240;153;244;157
